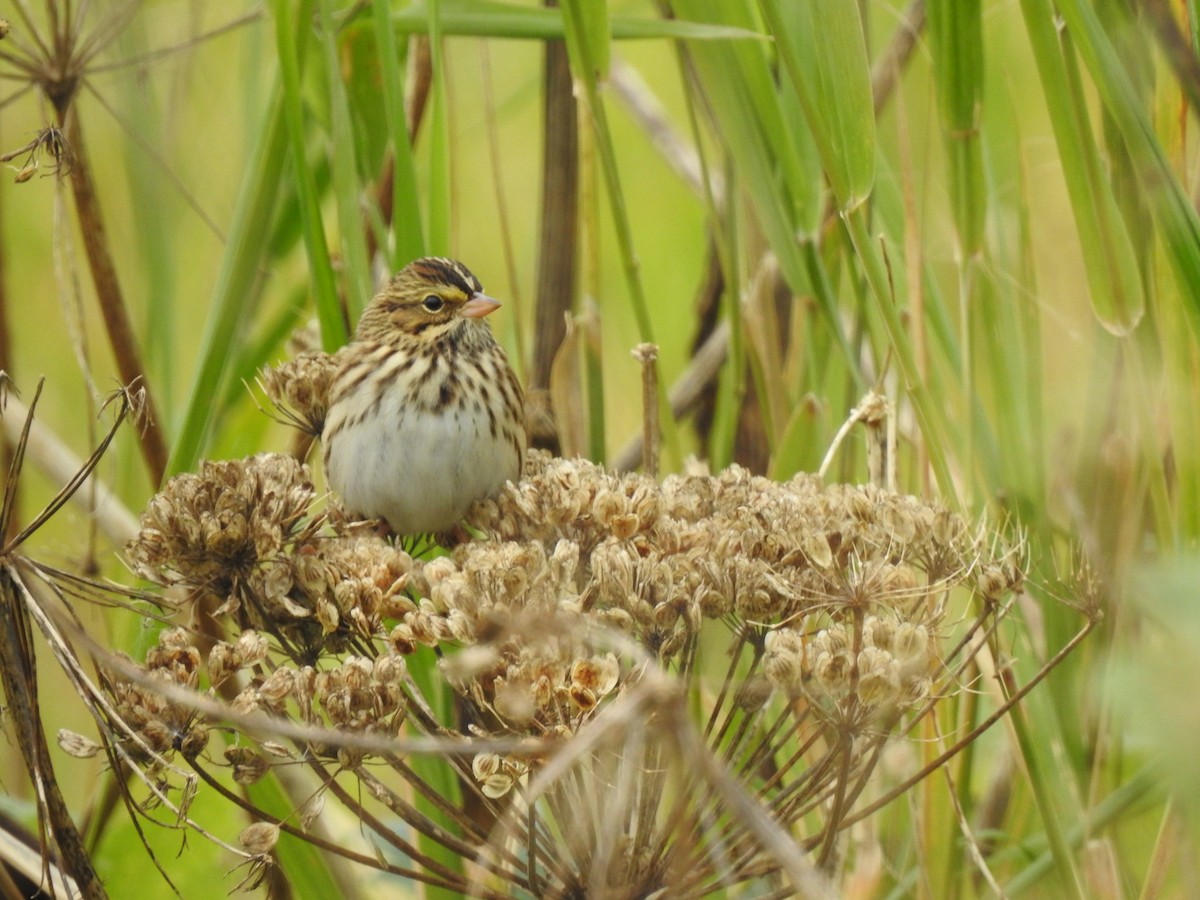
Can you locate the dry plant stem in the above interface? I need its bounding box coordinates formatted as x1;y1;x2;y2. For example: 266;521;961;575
387;749;510;847
0;812;80;897
320;764;490;887
938;746;1007;896
531;5;577;399
0;392;138;544
667;699;836;899
186;760;481;896
2;382;131;551
843;616;1095;831
870;0;927;117
614;318;729;472
1139;0;1200;114
60;108;167;485
406;35;433;140
0;565;106;899
0;216;16;545
353;761;531;887
634;342;660;477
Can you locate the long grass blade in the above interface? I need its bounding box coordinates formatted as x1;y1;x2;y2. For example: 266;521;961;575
167;85;289;476
1018;0;1147;335
272;0;345;350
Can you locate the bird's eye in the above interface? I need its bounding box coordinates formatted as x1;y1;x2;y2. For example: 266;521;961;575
421;294;445;313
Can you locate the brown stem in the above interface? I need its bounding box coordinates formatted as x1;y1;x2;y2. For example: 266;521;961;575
528;4;578;453
633;343;660;477
0;182;18;544
59;106;168;486
1140;0;1200;115
0;565;108;899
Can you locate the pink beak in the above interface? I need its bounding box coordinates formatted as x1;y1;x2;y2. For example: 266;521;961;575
461;292;501;319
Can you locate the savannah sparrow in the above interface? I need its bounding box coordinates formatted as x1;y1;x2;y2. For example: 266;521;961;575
322;257;526;536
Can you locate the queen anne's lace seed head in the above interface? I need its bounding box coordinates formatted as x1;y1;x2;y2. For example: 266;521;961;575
260;350;340;436
115;443;1025;862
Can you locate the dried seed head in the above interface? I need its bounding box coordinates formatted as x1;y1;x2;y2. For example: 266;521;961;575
260;350;340;436
226;747;270;784
58;729;102;759
179;727;210;759
238;822;280;855
128;455;316;594
259;667;297;707
763;628;806;694
856;646;900;708
735;675;774;711
493;678;536;724
236;631;270;668
208;641;239;688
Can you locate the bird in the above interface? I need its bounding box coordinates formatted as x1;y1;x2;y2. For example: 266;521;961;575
321;257;526;536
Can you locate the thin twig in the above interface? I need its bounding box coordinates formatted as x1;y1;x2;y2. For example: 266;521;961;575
0;390;138;545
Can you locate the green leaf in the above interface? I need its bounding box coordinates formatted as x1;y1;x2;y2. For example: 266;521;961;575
167;87;289;476
370;0;425;266
928;0;986;254
273;0;346;351
392;0;764;41
1019;0;1146;335
761;0;875;211
1055;0;1200;328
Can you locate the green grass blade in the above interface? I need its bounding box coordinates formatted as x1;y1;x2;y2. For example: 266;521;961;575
394;0;764;41
1019;0;1146;335
372;0;425;266
760;0;874;212
1065;0;1200;319
575;0;609;79
669;0;856;378
318;0;373;322
273;0;346;351
167;86;289;476
927;0;986;254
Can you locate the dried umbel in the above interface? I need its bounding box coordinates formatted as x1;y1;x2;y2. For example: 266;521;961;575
127;453;414;660
101;448;1043;896
259;350;341;436
127;454;315;590
107;627;208;760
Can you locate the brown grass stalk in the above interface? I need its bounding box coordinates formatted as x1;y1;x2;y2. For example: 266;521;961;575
60;107;167;485
529;3;578;454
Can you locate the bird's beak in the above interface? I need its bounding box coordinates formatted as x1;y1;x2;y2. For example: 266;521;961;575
461;292;501;319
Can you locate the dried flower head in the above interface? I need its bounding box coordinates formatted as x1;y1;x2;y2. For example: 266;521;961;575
259;350;341;436
127;454;316;593
107;627;206;760
100;445;1046;897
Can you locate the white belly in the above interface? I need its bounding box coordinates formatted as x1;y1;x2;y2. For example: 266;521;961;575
325;389;520;534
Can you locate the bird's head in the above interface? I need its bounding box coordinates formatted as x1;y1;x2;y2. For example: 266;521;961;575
355;257;500;343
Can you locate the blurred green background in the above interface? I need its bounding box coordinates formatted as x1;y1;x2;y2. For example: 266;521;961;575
3;0;1200;896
